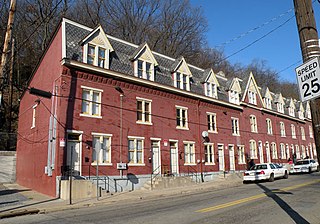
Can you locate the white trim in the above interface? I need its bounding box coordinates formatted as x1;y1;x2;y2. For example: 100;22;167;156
80;114;102;119
67;129;84;134
169;139;178;142
128;136;145;140
62;20;66;59
136;96;152;102
81;85;104;92
150;137;162;141
63;18;92;31
91;132;112;137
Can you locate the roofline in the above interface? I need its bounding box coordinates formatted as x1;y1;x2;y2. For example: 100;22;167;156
61;58;243;110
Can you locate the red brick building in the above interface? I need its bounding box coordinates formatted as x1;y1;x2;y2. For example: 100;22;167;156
16;19;316;197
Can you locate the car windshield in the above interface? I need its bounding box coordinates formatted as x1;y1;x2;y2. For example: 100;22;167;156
250;164;267;170
295;160;310;165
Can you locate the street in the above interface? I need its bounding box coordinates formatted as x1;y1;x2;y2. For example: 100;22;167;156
1;173;320;224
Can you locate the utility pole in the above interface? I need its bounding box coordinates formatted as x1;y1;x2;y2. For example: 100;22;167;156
293;0;320;161
0;0;16;88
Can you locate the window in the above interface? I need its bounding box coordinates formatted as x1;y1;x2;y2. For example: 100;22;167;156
301;127;306;140
248;91;257;105
264;98;272;109
238;146;245;164
229;90;239;104
136;59;154;81
207;112;217;133
184;142;195;164
295;145;300;159
128;137;144;164
301;145;306;158
231;118;240;136
92;134;111;164
277;103;284;113
249;140;257;159
288;106;295;117
85;44;107;68
266;118;273;135
280;143;286;159
136;98;152;124
81;86;102;117
271;142;278;159
250;115;258;133
309;125;313;138
298;110;304;119
31;104;37;128
280;122;286;137
204;143;215;164
291;124;296;139
175;72;190;91
176;106;188;129
306;108;311;119
205;82;217;98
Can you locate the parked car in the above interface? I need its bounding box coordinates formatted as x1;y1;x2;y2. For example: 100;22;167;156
289;159;319;174
243;163;289;183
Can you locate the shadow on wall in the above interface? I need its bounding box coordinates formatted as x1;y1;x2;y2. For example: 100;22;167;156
127;173;139;191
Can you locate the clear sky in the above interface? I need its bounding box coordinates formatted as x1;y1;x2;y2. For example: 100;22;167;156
190;0;320;83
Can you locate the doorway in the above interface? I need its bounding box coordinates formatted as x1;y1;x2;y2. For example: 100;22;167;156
218;144;225;172
170;141;179;175
151;140;161;175
229;145;235;171
67;133;82;176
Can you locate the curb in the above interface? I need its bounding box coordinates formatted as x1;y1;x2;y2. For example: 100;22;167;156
0;208;40;219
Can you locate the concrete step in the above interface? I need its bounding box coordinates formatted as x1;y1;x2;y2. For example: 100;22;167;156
141;176;197;190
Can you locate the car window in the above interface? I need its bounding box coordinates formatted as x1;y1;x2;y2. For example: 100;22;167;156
269;164;275;169
274;164;282;168
251;165;267;170
296;160;309;165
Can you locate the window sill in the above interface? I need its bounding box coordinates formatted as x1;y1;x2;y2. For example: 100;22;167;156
208;130;218;134
232;134;240;136
80;113;102;119
91;162;112;166
205;163;215;166
136;121;153;125
128;163;145;166
184;163;196;166
176;126;189;131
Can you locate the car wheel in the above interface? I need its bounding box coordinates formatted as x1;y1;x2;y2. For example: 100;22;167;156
269;173;274;182
243;180;248;184
308;167;312;174
283;171;288;179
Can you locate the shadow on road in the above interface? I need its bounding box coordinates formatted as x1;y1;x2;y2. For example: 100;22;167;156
0;189;30;196
256;183;309;224
0;198;59;213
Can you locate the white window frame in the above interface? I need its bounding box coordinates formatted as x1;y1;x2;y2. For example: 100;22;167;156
205;82;217;98
174;72;190;91
83;43;109;69
91;133;112;165
237;145;246;164
136;97;152;125
31;104;37;129
288;106;295;117
80;86;103;118
250;115;258;133
231;117;240;136
309;125;313;138
280;143;286;159
204;143;215;165
280;122;286;137
301;127;306;140
128;136;145;165
271;142;278;159
249;140;257;159
248;90;257;105
306;109;311;119
264;98;272;109
229;90;239;104
176;106;189;130
184;141;196;165
266;118;273;135
295;145;301;159
291;124;296;139
277;103;284;113
298;110;304;119
134;59;154;81
207;112;217;133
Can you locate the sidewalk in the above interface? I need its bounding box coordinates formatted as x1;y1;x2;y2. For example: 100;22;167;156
0;174;243;219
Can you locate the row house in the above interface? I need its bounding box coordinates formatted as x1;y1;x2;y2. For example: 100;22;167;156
16;18;316;197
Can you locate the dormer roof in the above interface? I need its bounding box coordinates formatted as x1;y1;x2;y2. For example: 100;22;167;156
241;72;264;103
202;69;220;86
80;25;114;52
130;42;158;66
171;56;192;76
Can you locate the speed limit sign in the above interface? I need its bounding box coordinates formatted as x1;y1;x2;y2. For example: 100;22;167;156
295;57;320;102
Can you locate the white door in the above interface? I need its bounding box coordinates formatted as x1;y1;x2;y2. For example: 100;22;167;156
258;141;264;163
218;144;225;172
229;145;235;171
170;142;179;175
152;141;161;174
266;142;271;163
67;141;81;176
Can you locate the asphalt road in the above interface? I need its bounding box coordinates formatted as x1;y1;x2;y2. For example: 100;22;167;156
1;173;320;224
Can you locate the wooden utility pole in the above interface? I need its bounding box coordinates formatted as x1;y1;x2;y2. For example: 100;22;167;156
293;0;320;161
0;0;16;90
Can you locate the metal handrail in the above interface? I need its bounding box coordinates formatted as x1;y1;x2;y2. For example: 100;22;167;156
150;165;162;190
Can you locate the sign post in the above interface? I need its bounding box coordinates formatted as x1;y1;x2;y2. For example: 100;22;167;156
295;57;320;102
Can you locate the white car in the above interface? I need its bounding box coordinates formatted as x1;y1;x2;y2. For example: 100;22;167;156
290;159;319;174
243;163;288;183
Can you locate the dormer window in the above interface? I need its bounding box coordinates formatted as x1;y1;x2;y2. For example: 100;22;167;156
306;107;311;119
248;91;257;105
229;90;239;104
298;110;304;119
175;72;190;91
264;98;272;109
277;103;284;113
288;106;295;117
136;59;154;81
205;82;217;98
86;44;107;68
81;26;113;69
